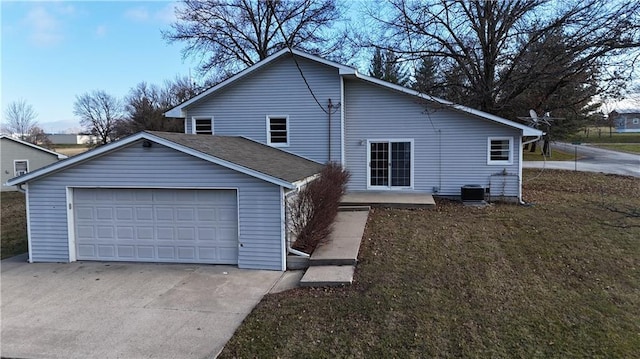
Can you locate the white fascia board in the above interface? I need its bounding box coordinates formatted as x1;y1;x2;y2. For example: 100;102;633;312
6;133;148;186
6;132;297;189
351;73;543;137
164;48;357;118
142;133;298;189
0;135;68;159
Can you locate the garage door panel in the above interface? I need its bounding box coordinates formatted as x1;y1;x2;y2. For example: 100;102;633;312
177;208;196;221
77;244;95;257
137;227;153;239
97;226;114;239
155;207;174;221
76;207;94;220
118;246;135;258
116;226;134;240
177;227;196;240
115;207;134;220
75;188;238;264
97;245;116;258
137;246;154;259
136;207;153;221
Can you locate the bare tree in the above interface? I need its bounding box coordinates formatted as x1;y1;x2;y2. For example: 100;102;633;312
26;126;54;148
113;76;204;138
369;0;640;130
73;90;123;145
164;0;341;78
3;99;38;140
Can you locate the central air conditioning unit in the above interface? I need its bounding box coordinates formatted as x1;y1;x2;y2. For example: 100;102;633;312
461;185;485;202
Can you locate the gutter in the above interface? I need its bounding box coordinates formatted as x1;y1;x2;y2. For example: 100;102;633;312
287;246;310;257
522;134;543;146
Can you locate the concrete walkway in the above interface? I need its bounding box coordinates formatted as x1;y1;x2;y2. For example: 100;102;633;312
300;210;369;287
523;142;640;178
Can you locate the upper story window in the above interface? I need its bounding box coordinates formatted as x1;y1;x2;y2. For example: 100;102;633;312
14;160;28;176
267;116;289;146
487;137;513;165
191;117;213;135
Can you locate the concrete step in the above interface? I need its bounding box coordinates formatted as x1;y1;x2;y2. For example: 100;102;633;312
299;265;355;287
338;205;371;212
308;211;368;267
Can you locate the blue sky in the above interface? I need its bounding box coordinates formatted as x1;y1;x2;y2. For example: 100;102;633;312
2;1;194;133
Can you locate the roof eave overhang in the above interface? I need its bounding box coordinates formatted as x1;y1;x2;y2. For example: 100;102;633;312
350;73;544;136
164;48;357;119
6;132;298;189
0;135;68;159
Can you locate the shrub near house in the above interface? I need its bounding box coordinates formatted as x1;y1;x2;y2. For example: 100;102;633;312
288;163;350;254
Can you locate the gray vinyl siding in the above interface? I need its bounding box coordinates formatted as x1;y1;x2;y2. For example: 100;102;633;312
185;55;342;163
344;79;522;198
1;138;60;191
26;142;284;270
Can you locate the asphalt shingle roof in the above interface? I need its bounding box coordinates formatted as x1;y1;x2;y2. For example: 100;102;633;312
146;131;324;184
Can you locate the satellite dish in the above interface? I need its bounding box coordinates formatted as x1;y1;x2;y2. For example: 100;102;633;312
529;109;538;121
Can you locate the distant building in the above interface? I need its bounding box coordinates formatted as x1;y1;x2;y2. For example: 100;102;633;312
1;135;67;192
609;110;640;133
47;133;97;145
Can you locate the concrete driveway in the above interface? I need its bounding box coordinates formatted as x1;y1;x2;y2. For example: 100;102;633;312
1;255;283;359
524;142;640;178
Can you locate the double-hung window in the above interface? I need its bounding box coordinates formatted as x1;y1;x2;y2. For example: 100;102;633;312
267;116;289;146
191;117;213;135
487;137;513;165
14;160;28;176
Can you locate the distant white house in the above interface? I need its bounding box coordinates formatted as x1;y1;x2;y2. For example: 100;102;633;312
1;135;67;192
609;110;640;133
47;134;97;145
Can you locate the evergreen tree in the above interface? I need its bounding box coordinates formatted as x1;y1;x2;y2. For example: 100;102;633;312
368;48;409;86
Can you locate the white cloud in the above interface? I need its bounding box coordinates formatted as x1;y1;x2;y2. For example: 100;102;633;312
154;2;179;24
124;2;179;24
25;6;63;47
96;25;107;37
124;6;150;22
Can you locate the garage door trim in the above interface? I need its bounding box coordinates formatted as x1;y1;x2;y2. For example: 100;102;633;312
65;186;240;263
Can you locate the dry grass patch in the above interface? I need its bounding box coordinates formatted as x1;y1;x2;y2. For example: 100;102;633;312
1;192;27;259
220;170;639;358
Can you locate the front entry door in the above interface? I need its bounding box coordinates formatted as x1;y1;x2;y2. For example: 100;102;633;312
369;140;412;189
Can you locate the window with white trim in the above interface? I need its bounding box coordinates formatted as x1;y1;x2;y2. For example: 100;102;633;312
487;137;513;165
14;160;28;176
191;117;213;134
267;116;289;146
632;118;639;125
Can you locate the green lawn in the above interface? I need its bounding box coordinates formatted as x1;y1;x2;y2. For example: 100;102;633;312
220;170;640;358
570;131;640;144
523;148;577;161
592;143;640;154
1;192;28;259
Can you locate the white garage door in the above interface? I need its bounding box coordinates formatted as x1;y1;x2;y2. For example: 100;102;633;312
74;188;238;264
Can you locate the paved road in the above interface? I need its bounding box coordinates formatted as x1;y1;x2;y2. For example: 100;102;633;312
523;142;640;178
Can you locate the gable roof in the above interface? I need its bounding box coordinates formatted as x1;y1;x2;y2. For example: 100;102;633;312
164;48;356;118
6;131;323;189
0;135;67;159
165;48;543;137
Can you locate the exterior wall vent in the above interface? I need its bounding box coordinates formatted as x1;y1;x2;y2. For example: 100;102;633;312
461;185;485;201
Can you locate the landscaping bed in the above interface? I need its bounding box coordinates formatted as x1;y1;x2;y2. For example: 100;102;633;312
220;169;640;358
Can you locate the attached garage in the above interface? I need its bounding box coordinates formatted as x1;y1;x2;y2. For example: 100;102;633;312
7;131;323;270
74;188;239;264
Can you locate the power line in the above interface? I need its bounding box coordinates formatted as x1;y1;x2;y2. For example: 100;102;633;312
267;0;329;114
